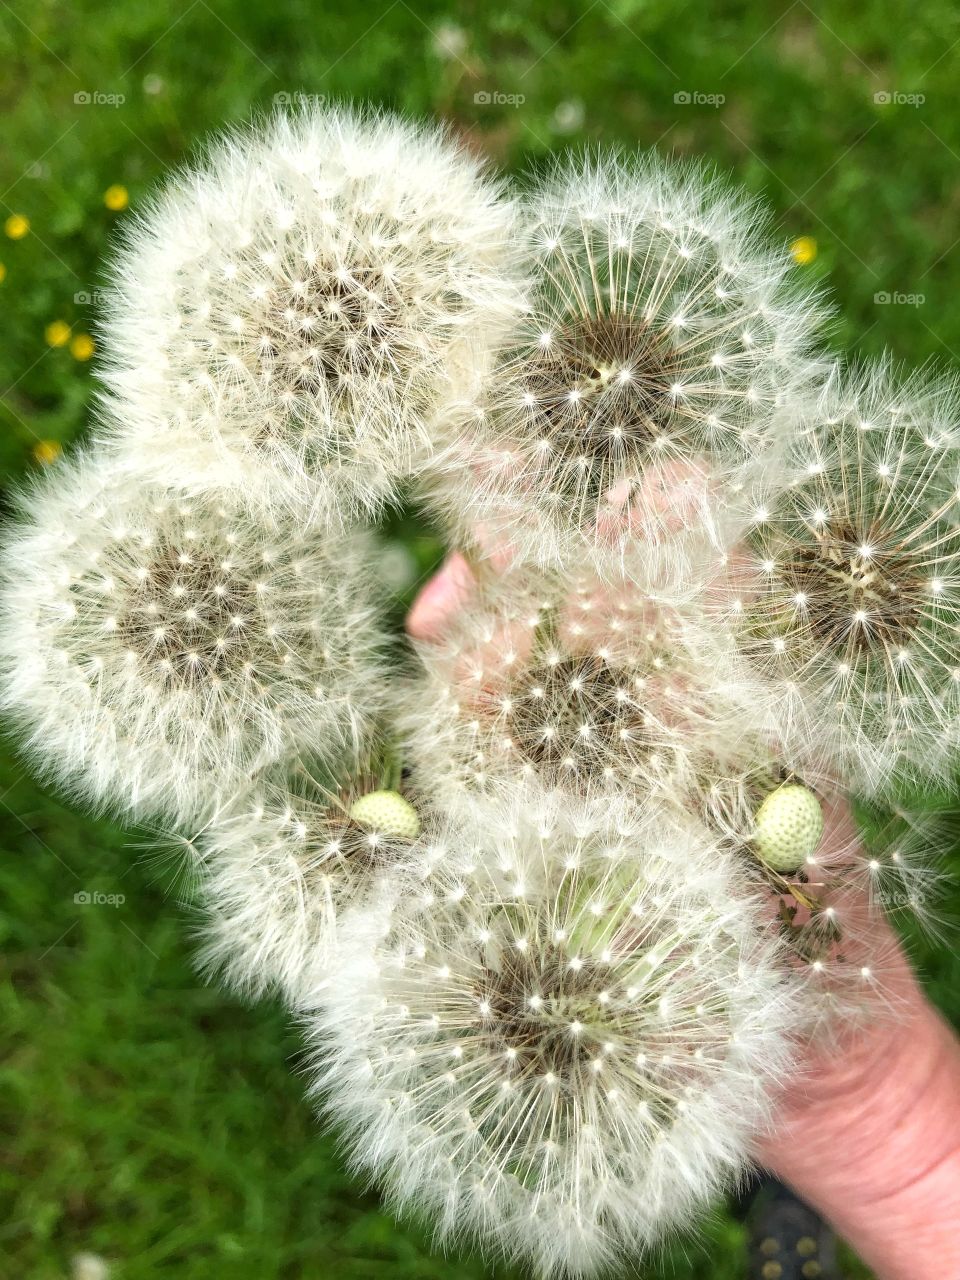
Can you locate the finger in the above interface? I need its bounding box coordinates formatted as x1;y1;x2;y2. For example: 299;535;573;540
406;552;477;642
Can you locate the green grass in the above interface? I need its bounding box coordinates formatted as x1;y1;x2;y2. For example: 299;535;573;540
3;1;960;1275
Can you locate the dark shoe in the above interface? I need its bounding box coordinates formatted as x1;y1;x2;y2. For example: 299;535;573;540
745;1178;839;1279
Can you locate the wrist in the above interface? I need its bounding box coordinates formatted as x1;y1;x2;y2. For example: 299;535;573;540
761;992;960;1280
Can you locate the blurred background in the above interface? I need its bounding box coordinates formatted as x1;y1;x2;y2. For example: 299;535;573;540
3;2;960;1276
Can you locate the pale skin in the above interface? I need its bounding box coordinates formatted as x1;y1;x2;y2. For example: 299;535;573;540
408;553;960;1280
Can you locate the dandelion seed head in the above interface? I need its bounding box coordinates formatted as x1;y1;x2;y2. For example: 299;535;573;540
734;360;960;792
401;573;770;813
429;152;826;579
310;798;799;1274
196;750;421;1008
0;451;385;824
99;105;525;518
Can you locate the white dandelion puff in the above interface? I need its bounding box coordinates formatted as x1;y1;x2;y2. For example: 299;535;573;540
97;104;525;518
0;450;386;826
427;151;827;580
400;569;774;815
309;795;801;1276
723;359;960;794
194;745;421;1009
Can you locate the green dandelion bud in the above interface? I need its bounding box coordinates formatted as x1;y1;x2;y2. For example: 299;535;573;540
753;784;824;874
349;790;421;841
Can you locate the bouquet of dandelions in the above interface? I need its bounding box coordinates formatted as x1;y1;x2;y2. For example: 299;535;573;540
1;104;955;1275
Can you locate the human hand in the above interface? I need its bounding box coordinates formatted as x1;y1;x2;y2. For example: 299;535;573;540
756;803;960;1280
407;557;960;1280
